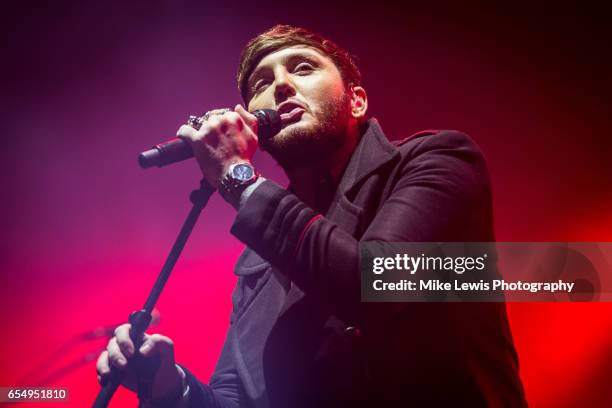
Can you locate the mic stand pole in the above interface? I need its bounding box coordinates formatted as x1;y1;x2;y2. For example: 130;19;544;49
92;179;215;408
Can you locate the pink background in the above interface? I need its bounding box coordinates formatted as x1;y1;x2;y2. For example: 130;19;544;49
2;2;611;406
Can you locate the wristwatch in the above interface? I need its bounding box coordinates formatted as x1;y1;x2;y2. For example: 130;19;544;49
219;161;259;207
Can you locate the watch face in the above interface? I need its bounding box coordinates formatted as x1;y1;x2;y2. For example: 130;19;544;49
232;163;255;182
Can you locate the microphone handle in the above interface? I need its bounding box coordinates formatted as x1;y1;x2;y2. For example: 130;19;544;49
139;139;191;168
138;109;280;169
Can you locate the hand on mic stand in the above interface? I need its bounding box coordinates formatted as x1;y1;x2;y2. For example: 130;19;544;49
96;320;184;407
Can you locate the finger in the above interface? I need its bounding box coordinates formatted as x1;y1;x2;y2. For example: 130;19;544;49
177;122;201;139
114;324;137;358
107;337;128;370
96;350;111;380
205;115;224;132
235;104;258;131
207;108;232;116
194;116;225;148
220;111;244;134
139;333;175;361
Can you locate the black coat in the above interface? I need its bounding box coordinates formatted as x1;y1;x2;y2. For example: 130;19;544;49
183;119;528;408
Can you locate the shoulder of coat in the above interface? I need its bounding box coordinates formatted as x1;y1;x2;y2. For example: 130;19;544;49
391;129;440;147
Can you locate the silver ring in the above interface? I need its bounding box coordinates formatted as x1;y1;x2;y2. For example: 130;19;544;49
187;115;205;131
187;108;231;131
203;108;231;121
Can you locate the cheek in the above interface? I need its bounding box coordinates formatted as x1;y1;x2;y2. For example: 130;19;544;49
246;98;256;112
248;89;275;111
300;76;344;110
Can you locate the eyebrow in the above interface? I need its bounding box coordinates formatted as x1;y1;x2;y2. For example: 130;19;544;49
247;50;324;89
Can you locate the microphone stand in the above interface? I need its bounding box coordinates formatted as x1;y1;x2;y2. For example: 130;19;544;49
92;179;215;408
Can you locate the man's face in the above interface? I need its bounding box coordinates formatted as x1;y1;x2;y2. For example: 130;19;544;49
246;45;352;168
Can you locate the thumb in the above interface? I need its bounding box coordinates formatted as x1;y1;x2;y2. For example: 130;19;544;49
235;104;258;132
139;334;175;362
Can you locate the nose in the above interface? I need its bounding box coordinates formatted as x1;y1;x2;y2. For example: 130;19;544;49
273;68;296;104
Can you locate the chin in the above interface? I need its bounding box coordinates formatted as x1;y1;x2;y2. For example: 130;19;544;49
282;121;310;137
276;117;315;141
260;120;325;164
261;109;347;166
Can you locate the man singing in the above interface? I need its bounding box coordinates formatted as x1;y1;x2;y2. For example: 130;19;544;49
97;25;528;407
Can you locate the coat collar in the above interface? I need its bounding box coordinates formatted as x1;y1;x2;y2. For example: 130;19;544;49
336;118;400;196
234;118;398;277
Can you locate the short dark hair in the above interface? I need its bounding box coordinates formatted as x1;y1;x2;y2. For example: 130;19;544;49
237;25;361;104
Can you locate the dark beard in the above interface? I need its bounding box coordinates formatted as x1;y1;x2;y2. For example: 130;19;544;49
260;92;351;170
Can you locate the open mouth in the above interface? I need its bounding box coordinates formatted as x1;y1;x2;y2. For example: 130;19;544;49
277;101;306;127
280;106;305;127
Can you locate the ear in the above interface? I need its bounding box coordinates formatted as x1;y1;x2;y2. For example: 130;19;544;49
349;86;368;120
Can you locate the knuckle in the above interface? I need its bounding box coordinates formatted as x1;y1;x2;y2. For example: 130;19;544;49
96;351;109;372
118;338;133;355
109;351;126;367
151;333;172;345
197;123;212;137
113;323;130;337
107;336;117;352
107;340;126;364
207;116;222;129
177;126;196;140
226;112;240;124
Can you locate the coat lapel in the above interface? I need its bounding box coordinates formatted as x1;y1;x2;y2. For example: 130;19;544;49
336;118;400;198
326;118;400;231
280;118;400;315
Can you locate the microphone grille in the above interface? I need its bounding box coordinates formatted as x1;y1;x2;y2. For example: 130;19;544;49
254;109;281;140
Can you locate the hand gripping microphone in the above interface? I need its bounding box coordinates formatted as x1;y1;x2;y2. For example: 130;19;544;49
138;109;281;169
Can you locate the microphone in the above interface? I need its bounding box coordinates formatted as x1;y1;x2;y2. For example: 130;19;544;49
138;109;281;169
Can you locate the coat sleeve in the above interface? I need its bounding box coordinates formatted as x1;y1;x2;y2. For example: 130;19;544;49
180;323;248;408
230;130;492;310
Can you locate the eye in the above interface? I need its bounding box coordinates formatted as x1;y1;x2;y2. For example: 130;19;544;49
293;62;314;74
252;78;271;94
